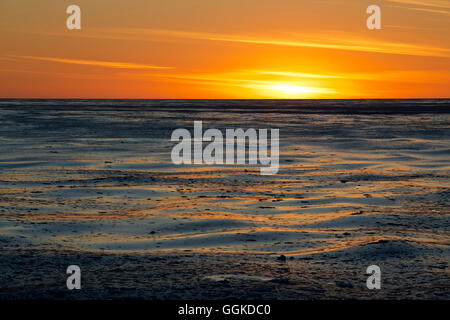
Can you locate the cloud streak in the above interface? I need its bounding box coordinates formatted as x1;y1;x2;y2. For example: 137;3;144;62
118;28;450;58
128;68;450;87
386;0;450;15
254;71;344;79
24;27;449;58
405;6;450;15
9;55;173;70
386;0;450;9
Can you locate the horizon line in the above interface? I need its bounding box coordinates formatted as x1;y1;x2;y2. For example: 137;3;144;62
0;98;449;100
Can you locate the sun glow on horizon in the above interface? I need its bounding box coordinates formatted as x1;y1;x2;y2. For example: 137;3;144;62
269;84;316;95
254;83;337;98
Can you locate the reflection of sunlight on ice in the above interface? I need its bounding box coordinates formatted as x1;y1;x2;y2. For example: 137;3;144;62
0;107;449;256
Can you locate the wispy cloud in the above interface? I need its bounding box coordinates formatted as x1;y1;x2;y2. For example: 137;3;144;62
0;68;111;80
254;71;344;79
125;68;450;87
119;70;337;94
9;55;173;70
20;27;449;58
405;6;450;15
386;0;450;9
116;28;450;58
386;0;450;15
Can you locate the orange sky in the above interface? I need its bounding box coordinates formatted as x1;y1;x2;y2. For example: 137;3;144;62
0;0;449;98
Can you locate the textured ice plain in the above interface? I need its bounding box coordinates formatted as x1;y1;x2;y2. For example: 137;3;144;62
0;99;449;299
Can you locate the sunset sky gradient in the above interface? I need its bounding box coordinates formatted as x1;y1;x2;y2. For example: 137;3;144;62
0;0;449;98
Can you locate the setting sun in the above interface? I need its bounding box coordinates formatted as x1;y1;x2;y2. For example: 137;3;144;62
267;84;319;97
